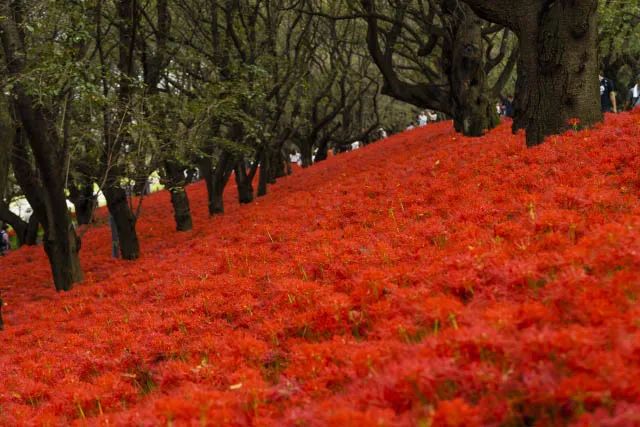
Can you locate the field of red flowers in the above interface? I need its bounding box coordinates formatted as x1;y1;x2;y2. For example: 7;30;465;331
2;111;640;426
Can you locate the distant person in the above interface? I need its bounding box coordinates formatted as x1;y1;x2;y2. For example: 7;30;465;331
427;110;438;122
417;111;428;127
628;75;640;110
0;224;9;256
406;122;415;131
379;128;388;139
599;73;617;113
503;95;514;118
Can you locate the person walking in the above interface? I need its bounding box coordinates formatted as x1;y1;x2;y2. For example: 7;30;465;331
599;73;617;113
417;111;428;127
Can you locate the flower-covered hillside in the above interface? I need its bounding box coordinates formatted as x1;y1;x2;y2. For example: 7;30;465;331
1;112;640;426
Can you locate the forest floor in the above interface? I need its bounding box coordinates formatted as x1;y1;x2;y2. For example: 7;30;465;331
2;112;640;426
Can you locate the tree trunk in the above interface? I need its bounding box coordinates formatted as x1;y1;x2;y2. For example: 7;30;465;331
257;149;269;197
44;226;83;290
25;213;39;245
314;136;330;163
299;142;313;168
164;160;193;231
234;161;254;204
104;185;139;260
448;4;499;136
69;181;96;225
271;149;286;180
0;2;83;291
462;0;601;146
202;151;234;215
515;3;600;146
170;189;192;231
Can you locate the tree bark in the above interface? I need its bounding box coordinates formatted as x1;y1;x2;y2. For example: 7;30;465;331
271;148;286;180
25;213;39;245
163;160;192;231
201;150;234;215
462;0;601;146
313;135;330;163
299;141;313;168
68;180;96;225
170;188;192;231
446;3;499;136
104;185;139;260
257;149;269;197
234;160;255;204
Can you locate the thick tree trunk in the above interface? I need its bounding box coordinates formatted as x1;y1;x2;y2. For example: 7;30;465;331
170;189;192;231
299;142;313;168
163;160;193;231
44;226;83;290
25;213;39;245
234;161;254;204
314;137;330;163
202;151;234;215
515;3;600;146
462;0;601;146
104;186;139;260
448;4;499;136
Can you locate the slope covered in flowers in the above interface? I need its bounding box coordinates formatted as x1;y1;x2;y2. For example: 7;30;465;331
2;112;640;426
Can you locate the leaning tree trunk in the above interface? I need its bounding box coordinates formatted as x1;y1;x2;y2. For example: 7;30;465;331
448;4;499;136
164;160;192;231
0;3;83;291
104;186;139;260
